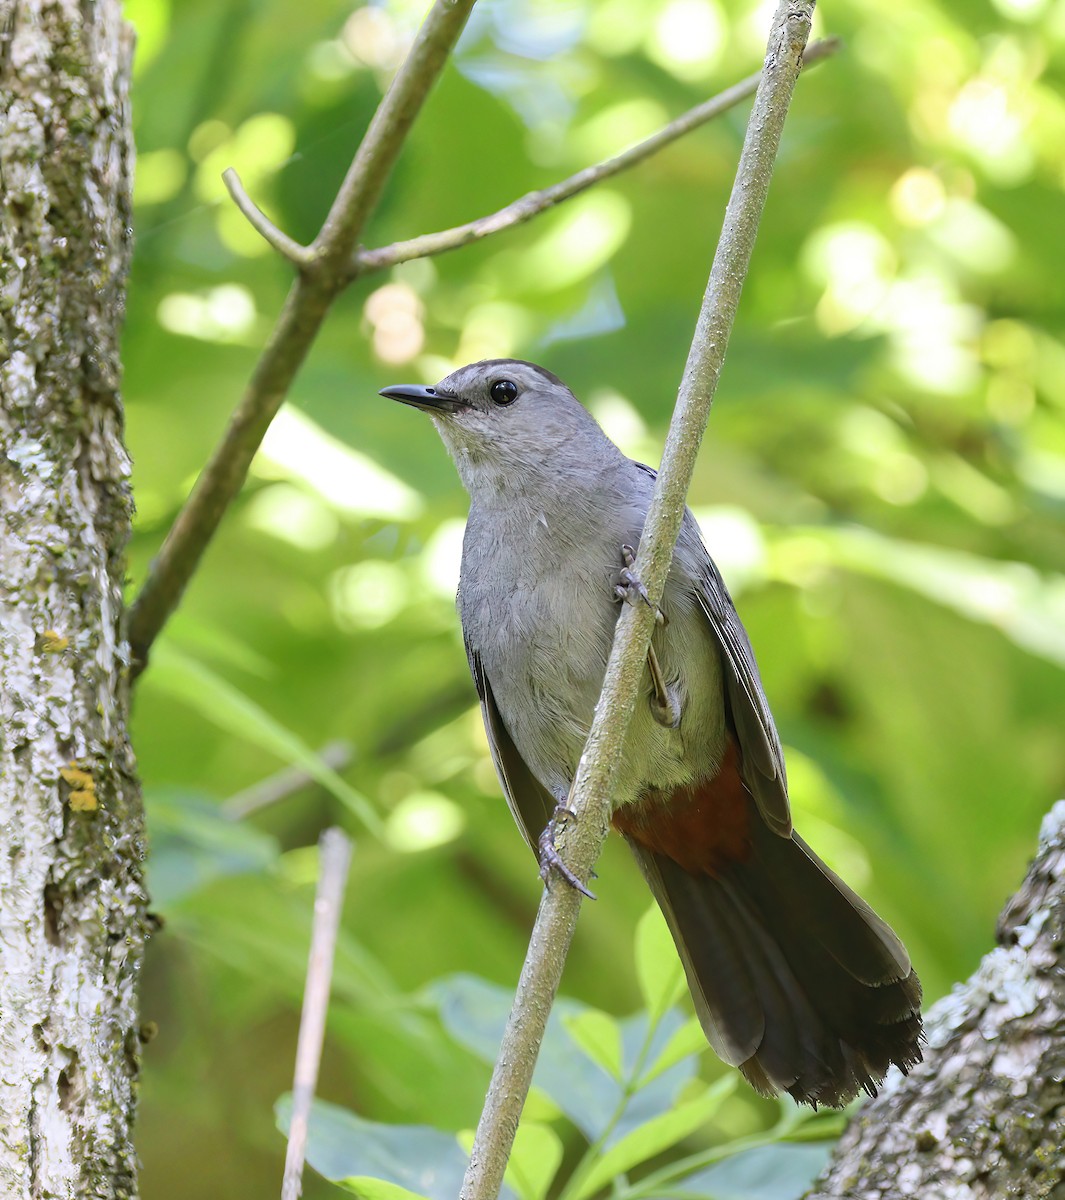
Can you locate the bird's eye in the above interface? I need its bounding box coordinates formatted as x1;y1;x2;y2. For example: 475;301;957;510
489;379;519;406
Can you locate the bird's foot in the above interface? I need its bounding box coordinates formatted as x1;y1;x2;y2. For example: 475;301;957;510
614;545;666;626
615;546;679;728
538;803;596;899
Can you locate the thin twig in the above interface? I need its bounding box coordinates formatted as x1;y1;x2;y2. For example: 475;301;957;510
458;3;817;1197
222;169;313;266
355;37;838;277
126;0;478;677
222;740;354;820
311;0;479;267
282;827;354;1200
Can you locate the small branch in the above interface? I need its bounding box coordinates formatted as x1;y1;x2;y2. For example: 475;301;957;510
222;740;354;820
282;827;354;1200
222;169;313;266
458;4;816;1197
126;0;477;677
311;0;479;268
355;38;838;277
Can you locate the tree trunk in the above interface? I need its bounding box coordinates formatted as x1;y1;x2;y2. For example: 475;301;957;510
0;3;147;1197
808;800;1065;1200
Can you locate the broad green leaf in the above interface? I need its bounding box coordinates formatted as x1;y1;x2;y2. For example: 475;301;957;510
571;1077;737;1200
638;1015;706;1086
611;1009;704;1146
431;975;621;1142
274;1096;500;1200
147;641;382;834
503;1121;564;1200
433;976;702;1145
634;904;686;1022
681;1142;832;1199
562;1009;624;1081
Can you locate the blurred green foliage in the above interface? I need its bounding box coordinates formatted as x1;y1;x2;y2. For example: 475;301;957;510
125;0;1065;1194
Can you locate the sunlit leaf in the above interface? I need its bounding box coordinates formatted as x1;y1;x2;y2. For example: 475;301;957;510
503;1121;564;1200
634;904;686;1022
811;528;1065;670
562;1009;624;1081
339;1180;429;1200
430;976;699;1145
638;1015;706;1085
431;974;618;1141
569;1077;737;1200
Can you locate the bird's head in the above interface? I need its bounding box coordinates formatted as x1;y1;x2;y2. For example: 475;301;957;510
380;359;620;496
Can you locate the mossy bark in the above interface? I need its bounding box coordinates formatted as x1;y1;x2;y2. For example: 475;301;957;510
0;2;147;1196
808;801;1065;1200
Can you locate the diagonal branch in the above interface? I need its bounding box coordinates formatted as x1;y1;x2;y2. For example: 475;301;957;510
355;37;838;277
458;3;817;1197
126;0;478;676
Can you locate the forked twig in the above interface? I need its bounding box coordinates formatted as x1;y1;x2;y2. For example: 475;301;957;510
354;38;838;276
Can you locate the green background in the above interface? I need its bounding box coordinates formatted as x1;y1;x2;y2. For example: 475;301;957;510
122;0;1065;1194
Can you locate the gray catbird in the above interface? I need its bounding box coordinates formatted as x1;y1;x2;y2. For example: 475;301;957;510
381;359;923;1107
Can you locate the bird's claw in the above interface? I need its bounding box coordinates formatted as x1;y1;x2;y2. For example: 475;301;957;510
538;804;596;900
615;546;666;626
616;546;679;727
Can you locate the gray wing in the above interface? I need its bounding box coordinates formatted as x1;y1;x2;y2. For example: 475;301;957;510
630;461;791;835
464;636;556;854
693;548;792;835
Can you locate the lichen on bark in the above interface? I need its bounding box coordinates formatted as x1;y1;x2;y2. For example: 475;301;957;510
0;2;147;1197
807;800;1065;1200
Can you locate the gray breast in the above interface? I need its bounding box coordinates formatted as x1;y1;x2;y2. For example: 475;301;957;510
460;504;620;797
460;493;729;806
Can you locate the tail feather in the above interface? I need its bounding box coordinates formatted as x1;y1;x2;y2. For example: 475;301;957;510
624;823;923;1108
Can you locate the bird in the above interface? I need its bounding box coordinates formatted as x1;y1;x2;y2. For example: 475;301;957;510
380;358;923;1108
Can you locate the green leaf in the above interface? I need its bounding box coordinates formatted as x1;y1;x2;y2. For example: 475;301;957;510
148;642;382;834
431;975;620;1142
433;978;700;1146
504;1121;564;1200
570;1077;737;1200
562;1009;624;1081
275;1096;488;1200
638;1015;706;1086
681;1142;832;1199
634;904;686;1023
338;1179;430;1200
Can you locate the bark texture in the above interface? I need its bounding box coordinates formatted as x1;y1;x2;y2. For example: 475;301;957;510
0;2;147;1197
808;800;1065;1200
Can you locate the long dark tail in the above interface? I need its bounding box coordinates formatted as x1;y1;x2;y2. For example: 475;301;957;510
623;816;923;1107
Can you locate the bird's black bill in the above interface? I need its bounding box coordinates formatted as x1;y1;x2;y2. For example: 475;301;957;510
379;383;466;414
